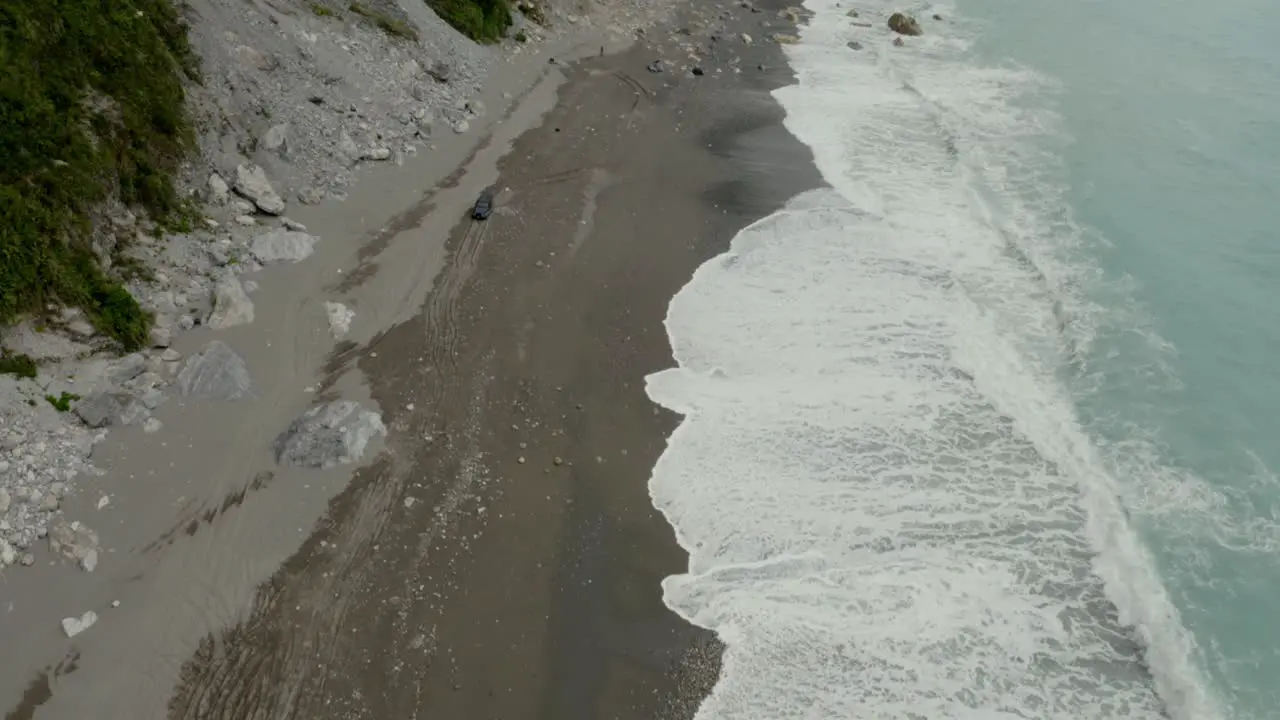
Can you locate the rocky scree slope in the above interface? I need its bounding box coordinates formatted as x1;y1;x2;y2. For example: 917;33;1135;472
0;0;560;573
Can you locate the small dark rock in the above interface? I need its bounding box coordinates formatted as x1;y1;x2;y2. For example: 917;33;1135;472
888;12;922;36
846;40;863;50
691;66;705;76
933;13;943;20
647;60;665;73
308;96;324;105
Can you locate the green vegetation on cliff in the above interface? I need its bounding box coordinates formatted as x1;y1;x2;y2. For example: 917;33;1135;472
424;0;512;44
0;351;38;379
0;0;198;350
349;3;420;41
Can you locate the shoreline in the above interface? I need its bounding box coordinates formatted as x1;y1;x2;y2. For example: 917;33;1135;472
2;1;824;717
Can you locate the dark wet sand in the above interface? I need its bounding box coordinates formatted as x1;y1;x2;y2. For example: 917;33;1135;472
166;5;821;719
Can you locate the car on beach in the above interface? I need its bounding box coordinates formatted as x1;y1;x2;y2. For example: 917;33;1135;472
471;190;494;220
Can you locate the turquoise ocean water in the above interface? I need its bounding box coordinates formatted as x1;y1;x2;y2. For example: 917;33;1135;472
972;0;1280;715
646;0;1280;717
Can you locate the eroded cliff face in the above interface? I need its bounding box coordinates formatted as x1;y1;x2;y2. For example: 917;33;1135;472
0;0;577;571
182;0;496;209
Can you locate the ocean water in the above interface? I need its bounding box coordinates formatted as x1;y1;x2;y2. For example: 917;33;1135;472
646;0;1280;718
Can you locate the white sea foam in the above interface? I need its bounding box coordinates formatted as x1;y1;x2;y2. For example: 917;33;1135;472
646;0;1227;717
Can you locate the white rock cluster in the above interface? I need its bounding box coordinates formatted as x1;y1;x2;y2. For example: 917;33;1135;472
0;408;99;568
325;302;355;339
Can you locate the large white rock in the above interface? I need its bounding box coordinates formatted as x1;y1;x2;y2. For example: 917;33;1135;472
207;173;230;204
274;401;385;470
338;132;360;162
149;325;172;348
233;163;285;215
206;274;255;329
177;341;253;401
251;229;318;264
61;611;98;638
263;123;289;153
73;392;151;428
107;352;148;384
325;302;354;339
48;520;99;565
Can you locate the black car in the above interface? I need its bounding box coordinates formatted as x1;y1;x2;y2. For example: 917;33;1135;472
471;190;494;220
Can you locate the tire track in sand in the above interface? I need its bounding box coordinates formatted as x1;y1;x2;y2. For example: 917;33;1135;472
168;210;496;720
422;216;489;381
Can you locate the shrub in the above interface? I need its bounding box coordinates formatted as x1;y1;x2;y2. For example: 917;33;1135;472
45;391;80;412
90;283;153;351
0;352;37;379
349;3;420;40
515;1;545;26
425;0;512;43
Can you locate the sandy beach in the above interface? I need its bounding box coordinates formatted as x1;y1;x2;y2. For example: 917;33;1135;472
2;2;820;718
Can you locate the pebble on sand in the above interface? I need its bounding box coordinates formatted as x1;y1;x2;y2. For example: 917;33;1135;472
325;301;354;339
61;611;98;638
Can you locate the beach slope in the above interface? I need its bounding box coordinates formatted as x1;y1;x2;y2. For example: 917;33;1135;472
167;7;821;719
